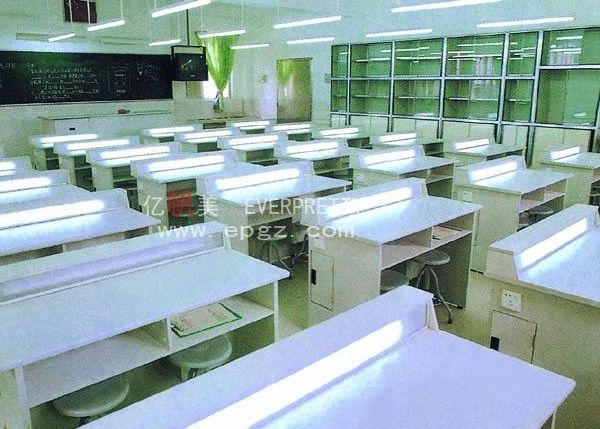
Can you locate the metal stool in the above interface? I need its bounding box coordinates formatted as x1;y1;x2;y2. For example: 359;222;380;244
258;227;291;274
590;188;600;206
290;224;309;267
380;269;410;294
52;375;129;426
528;205;554;224
414;249;453;324
168;335;233;381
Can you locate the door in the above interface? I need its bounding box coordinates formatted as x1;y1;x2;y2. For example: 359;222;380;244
277;58;312;123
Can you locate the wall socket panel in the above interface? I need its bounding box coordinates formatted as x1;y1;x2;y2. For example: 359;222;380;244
502;290;522;312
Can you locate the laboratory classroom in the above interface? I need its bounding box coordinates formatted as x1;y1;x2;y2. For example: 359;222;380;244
0;0;599;428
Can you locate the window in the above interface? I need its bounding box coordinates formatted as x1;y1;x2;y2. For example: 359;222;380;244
202;75;231;100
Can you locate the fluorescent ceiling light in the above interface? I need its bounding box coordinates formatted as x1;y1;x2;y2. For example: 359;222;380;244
392;0;501;13
478;16;574;28
48;32;76;42
287;37;335;45
87;18;127;32
214;169;302;191
231;43;270;50
189;322;402;429
274;15;342;29
151;0;211;18
518;219;589;269
197;29;246;39
149;38;181;46
366;28;433;38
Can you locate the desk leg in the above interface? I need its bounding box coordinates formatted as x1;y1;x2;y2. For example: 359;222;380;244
0;368;31;429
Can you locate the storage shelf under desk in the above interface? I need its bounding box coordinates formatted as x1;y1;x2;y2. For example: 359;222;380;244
23;295;273;409
519;191;566;214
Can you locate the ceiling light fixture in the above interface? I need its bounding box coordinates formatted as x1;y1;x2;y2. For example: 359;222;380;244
274;15;342;29
149;38;182;46
366;28;433;38
392;0;501;13
151;0;212;18
478;16;574;28
231;43;271;50
197;29;247;39
287;36;335;45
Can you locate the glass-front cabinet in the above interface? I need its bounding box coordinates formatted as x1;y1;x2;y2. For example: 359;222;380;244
331;45;349;78
350;80;391;115
541;27;600;66
394;38;443;77
446;34;504;77
507;32;538;76
503;80;534;122
351;43;392;78
393;80;440;117
330;80;348;113
444;79;501;120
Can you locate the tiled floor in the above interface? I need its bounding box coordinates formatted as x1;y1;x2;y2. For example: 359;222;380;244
32;261;481;428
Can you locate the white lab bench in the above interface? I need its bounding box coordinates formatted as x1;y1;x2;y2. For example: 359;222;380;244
0;222;288;429
275;139;356;180
82;287;574;429
218;133;288;166
141;124;203;144
302;178;481;324
0;189;159;266
315;127;373;149
226;119;274;134
454;156;572;272
539;145;600;207
30;133;101;171
444;137;524;166
350;145;455;197
197;161;350;257
371;132;445;157
55;136;141;189
465;205;599;428
268;122;313;141
86;143;182;208
176;128;240;153
132;151;263;228
0;156;34;177
0;170;88;205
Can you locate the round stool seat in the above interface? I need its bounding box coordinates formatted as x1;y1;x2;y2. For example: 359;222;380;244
380;270;409;293
590;190;600;197
168;335;232;372
415;249;450;266
528;205;554;216
52;375;129;419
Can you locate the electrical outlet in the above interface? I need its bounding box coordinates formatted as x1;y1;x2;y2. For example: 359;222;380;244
501;290;522;312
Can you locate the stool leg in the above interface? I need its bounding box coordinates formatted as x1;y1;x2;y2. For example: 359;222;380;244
415;266;426;289
430;269;453;324
272;241;292;274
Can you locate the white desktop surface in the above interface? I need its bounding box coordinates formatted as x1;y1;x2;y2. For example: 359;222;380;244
0;248;288;371
472;170;571;195
230;143;276;152
82;289;573;429
282;149;348;161
324;196;480;245
546;152;600;170
449;144;521;157
88;154;170;168
212;176;350;208
0;185;89;205
364;156;453;175
135;163;261;184
0;209;159;257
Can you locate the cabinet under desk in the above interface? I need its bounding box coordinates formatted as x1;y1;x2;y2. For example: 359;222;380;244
301;178;481;324
350;145;455;197
132;151;264;229
0;222;288;429
454;155;572;272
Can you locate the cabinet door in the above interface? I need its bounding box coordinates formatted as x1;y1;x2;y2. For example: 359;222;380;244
309;250;334;311
490;310;537;363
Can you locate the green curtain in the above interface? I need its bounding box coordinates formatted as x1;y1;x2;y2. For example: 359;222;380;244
197;34;239;111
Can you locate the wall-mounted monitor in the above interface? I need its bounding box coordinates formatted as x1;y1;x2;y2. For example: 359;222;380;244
171;46;208;82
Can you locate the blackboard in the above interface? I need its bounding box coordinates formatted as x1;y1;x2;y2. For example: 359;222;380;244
0;51;173;105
